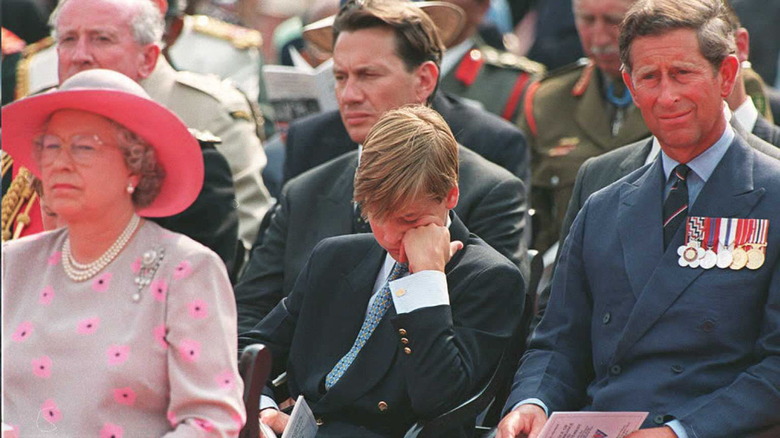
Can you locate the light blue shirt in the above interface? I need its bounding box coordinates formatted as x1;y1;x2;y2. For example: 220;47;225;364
661;125;735;207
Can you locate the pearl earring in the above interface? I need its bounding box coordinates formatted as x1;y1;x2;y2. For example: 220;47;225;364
127;183;135;194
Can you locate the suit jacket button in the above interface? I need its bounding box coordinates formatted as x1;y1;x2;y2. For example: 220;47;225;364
653;415;665;425
398;328;407;336
671;365;684;373
400;337;409;344
404;347;412;355
602;312;611;324
378;401;388;412
316;417;324;426
609;365;622;375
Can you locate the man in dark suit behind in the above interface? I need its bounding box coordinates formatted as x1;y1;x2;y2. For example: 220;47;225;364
284;92;532;185
234;0;529;333
240;106;524;437
498;0;780;436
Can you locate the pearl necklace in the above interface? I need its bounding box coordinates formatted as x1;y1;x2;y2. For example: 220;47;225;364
62;214;141;282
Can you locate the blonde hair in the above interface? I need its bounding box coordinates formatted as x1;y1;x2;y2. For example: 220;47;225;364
354;105;458;222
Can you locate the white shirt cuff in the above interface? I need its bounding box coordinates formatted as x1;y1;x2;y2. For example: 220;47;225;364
389;270;449;314
666;420;687;438
260;395;279;411
512;398;549;416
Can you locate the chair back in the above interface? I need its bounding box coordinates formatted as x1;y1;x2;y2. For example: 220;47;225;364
238;344;273;438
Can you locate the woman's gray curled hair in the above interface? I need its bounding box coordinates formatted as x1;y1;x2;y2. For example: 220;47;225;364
111;120;166;208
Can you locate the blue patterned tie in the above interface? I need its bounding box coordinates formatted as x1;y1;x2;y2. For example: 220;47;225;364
325;262;408;389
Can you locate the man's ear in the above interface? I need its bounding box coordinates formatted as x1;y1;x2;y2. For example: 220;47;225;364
622;69;638;107
445;186;459;210
718;54;740;98
415;60;439;104
137;43;161;79
734;28;750;63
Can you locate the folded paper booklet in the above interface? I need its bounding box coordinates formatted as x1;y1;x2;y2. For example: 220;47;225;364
260;396;319;438
262;58;337;130
538;412;648;438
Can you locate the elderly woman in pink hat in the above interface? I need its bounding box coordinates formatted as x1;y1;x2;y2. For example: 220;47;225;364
1;69;245;436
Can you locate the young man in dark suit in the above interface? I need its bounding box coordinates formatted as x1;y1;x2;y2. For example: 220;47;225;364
498;0;780;436
234;0;529;334
240;106;524;437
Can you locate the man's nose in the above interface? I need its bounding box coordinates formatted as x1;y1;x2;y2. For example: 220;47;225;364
339;77;364;104
657;75;681;106
70;37;94;64
591;19;617;49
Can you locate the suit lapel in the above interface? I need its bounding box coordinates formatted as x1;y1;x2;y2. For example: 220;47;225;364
616;159;666;299
618;139;653;177
613;137;765;361
315;153;359;236
314;242;390;410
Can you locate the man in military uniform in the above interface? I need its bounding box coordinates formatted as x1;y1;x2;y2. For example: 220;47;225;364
47;0;272;253
520;0;650;254
163;0;276;139
439;0;545;122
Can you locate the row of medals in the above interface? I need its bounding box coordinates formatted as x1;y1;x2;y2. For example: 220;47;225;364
677;242;765;270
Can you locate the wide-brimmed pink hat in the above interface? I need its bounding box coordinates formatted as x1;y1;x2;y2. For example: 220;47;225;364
1;69;203;218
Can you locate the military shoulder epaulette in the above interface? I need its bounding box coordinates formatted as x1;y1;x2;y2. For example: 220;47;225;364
1;164;38;241
174;71;260;127
188;15;262;50
479;45;546;76
538;57;591;82
188;128;222;145
21;36;55;58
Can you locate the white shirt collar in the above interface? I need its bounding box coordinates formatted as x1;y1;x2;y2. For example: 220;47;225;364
733;96;759;132
440;38;475;78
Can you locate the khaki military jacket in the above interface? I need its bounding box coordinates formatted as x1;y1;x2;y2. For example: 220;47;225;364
141;58;271;250
519;59;650;252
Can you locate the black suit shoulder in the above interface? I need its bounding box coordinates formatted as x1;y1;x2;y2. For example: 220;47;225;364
753;116;780;147
284;96;529;184
434;92;530;182
284;110;355;183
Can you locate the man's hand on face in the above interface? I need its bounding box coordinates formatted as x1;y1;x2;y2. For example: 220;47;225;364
400;219;463;273
495;404;548;438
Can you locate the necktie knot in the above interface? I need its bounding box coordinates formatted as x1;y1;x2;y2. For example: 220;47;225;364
671;164;691;183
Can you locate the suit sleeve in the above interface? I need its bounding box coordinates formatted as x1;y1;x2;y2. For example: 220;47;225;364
504;197;596;415
501;129;532;186
233;193;290;334
463;175;528;270
389;255;525;418
237;239;318;382
213;95;272;250
151;145;239;277
531;157;592;333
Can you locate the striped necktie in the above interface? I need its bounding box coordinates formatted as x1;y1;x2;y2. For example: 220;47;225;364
325;262;408;389
663;164;691;249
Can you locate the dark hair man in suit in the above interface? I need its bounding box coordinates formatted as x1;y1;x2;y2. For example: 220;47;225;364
233;0;529;334
498;0;780;436
240;106;524;437
283;0;531;185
